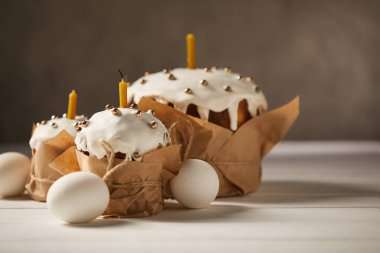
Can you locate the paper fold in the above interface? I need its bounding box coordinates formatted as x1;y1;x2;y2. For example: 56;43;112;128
25;130;79;201
138;96;300;197
76;144;181;217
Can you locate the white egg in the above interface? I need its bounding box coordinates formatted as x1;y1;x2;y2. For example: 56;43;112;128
47;171;110;224
170;159;219;209
0;152;31;197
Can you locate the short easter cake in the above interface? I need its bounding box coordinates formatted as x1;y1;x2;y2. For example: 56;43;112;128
26;92;86;202
26;115;85;201
75;104;180;217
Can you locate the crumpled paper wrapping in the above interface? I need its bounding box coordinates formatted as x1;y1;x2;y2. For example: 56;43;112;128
25;130;80;201
137;96;300;197
76;143;181;218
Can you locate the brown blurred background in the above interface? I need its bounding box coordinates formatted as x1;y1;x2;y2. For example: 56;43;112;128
0;0;379;142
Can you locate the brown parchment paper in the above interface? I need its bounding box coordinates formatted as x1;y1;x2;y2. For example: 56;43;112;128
138;96;300;197
25;130;80;201
76;144;181;218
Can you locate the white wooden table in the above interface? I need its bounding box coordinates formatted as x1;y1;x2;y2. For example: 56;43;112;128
0;141;379;253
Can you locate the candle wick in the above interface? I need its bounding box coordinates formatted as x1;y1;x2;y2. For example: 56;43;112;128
118;69;125;80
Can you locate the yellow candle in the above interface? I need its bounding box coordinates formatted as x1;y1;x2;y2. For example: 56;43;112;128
119;78;128;108
187;33;196;69
67;90;77;120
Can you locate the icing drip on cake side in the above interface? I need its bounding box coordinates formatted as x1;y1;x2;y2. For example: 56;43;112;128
128;68;267;131
197;106;209;121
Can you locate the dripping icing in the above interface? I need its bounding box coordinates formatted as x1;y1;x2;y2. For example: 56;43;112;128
128;68;268;131
197;106;209;121
227;101;240;131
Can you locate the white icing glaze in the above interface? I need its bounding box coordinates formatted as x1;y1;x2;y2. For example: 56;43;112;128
75;108;170;160
128;68;267;131
29;117;77;150
75;115;88;121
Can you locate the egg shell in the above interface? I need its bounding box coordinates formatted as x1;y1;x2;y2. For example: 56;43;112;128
47;172;110;224
170;159;219;209
0;152;31;197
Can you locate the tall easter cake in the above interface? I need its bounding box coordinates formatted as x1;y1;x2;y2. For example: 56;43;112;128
128;34;299;198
